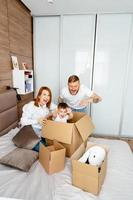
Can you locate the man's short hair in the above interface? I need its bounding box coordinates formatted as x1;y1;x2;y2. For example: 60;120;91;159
58;102;68;109
68;75;79;83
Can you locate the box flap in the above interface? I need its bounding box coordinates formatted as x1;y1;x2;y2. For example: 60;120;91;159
70;143;85;160
42;120;73;144
53;140;65;150
75;115;95;141
69;112;85;123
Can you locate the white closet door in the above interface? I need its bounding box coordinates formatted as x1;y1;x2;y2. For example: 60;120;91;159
34;17;60;103
121;19;133;137
92;14;132;136
60;14;95;96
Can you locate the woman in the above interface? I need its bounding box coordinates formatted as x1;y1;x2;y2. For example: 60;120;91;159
20;86;56;151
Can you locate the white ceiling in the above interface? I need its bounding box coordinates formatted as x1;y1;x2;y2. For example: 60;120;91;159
21;0;133;16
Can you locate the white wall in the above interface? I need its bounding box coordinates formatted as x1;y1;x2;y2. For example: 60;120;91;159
34;13;133;138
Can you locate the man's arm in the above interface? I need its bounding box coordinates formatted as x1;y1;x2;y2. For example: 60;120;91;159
79;92;102;106
89;92;102;103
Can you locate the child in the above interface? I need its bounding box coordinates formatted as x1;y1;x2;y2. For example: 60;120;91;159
52;102;73;123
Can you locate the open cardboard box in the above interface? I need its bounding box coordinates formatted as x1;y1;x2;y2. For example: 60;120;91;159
71;142;108;195
39;140;66;174
42;112;95;157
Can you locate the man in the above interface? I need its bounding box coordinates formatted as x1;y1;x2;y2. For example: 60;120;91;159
59;75;102;113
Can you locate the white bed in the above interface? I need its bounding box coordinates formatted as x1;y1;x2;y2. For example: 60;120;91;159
0;90;133;200
0;127;133;200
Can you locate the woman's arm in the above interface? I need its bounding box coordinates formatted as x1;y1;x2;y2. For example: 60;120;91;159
20;103;38;126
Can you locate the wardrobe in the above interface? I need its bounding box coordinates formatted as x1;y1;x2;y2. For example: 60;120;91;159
34;14;133;138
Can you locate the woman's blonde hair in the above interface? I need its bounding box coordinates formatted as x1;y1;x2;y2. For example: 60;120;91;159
34;86;52;108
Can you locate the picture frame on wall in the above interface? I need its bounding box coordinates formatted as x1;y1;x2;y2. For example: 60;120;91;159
11;56;19;70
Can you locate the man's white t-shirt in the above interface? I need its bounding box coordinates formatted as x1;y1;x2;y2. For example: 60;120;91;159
60;84;93;110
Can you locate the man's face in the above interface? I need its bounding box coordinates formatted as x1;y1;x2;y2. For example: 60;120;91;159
68;81;80;95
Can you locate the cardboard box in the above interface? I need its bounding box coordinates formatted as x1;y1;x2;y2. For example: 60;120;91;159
71;142;107;195
39;140;66;174
42;112;95;157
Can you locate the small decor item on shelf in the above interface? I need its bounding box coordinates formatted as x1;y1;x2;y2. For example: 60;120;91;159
22;62;29;70
11;56;19;70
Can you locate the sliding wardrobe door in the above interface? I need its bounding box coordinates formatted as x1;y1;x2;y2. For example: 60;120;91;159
34;17;60;103
121;18;133;138
60;15;96;106
92;14;132;136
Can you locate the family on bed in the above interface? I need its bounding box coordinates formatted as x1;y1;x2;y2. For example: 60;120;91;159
20;75;102;152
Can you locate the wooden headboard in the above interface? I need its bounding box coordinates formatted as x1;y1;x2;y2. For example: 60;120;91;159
0;90;18;136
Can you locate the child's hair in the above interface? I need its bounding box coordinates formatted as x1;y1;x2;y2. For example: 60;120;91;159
58;102;69;109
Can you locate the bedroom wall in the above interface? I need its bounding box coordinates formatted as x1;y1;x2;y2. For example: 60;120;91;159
0;0;33;118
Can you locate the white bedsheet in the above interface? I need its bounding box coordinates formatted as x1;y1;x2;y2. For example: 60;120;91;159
0;128;133;200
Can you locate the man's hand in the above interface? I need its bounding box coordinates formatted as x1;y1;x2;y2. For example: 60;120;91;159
79;95;102;106
93;96;102;103
91;93;102;103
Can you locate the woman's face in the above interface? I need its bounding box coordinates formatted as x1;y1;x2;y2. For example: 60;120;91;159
39;89;50;106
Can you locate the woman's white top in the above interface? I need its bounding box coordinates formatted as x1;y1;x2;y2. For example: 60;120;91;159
21;101;57;130
60;84;93;109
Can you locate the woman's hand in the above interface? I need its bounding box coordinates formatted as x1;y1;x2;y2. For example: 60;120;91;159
38;117;47;125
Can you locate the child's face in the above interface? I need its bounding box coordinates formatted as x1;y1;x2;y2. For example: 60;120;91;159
58;108;67;118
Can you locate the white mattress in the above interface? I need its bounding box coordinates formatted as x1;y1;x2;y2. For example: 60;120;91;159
0;128;133;200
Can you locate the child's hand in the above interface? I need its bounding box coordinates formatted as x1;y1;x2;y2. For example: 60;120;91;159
52;109;58;118
67;108;72;114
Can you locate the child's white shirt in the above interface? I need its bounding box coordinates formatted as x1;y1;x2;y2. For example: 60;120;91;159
54;114;69;123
